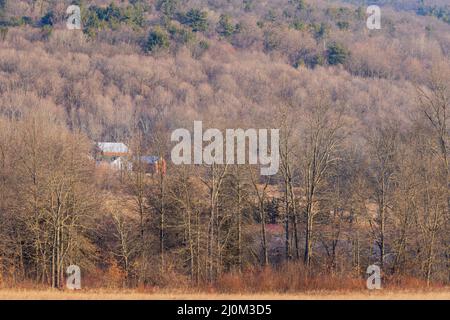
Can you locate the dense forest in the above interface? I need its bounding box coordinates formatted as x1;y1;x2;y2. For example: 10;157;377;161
0;0;448;290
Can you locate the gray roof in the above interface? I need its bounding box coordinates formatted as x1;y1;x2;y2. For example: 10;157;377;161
140;156;160;164
97;142;129;154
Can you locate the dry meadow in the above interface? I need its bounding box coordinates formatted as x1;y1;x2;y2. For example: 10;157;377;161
0;289;448;300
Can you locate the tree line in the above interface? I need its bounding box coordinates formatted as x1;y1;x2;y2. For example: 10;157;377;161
0;66;448;289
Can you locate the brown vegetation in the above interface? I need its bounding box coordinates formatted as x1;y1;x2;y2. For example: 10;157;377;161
0;0;448;293
0;289;449;300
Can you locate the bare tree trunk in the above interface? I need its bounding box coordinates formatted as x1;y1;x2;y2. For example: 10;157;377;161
284;182;290;261
159;170;165;275
236;176;243;272
251;170;270;266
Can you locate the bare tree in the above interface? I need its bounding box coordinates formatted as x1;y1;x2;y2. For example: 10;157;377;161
300;95;346;269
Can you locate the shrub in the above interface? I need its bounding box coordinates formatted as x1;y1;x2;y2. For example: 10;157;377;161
417;5;450;24
289;0;307;11
156;0;179;17
192;40;209;58
337;21;350;30
326;42;349;65
0;26;7;41
263;30;280;51
178;9;208;32
168;23;195;46
291;20;306;31
40;11;55;27
243;0;253;12
0;0;6;17
215;263;366;293
264;10;277;23
310;22;330;40
2;16;32;27
217;14;235;37
41;25;53;40
355;7;365;20
83;3;146;36
144;27;170;52
122;4;145;29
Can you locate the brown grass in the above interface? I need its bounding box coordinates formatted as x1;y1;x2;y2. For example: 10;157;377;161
1;264;447;300
0;288;448;300
213;264;445;294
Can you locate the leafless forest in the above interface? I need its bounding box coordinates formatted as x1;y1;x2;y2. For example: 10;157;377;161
0;0;448;292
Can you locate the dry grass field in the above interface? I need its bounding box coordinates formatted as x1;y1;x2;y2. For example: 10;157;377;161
0;289;448;300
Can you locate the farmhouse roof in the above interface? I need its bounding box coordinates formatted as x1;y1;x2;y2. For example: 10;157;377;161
97;142;129;154
140;156;160;164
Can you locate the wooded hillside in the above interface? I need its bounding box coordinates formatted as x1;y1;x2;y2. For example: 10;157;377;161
0;0;448;290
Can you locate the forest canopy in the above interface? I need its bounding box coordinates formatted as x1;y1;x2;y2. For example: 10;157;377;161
0;0;448;290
